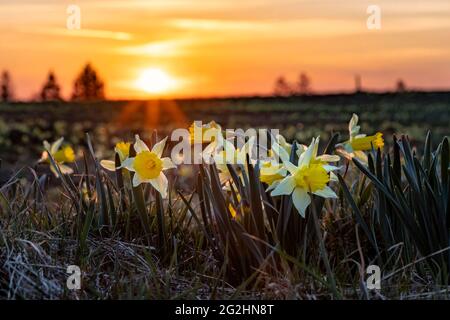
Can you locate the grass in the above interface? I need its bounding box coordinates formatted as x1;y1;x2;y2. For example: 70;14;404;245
1;122;450;299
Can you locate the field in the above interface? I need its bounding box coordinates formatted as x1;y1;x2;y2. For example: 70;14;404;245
2;92;450;168
1;92;450;299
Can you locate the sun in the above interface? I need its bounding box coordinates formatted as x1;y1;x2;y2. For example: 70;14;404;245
136;68;174;94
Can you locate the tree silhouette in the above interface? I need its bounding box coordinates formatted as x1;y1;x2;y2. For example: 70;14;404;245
396;79;406;93
71;63;105;101
1;71;13;102
273;76;292;97
296;72;311;95
354;74;363;93
41;71;62;101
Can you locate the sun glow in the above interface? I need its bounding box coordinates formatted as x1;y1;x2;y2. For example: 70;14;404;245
136;68;175;94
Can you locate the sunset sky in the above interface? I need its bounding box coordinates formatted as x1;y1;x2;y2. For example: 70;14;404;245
1;0;450;99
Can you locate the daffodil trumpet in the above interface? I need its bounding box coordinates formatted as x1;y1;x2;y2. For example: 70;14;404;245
39;137;75;177
100;141;131;171
336;113;384;163
120;135;176;198
270;137;339;217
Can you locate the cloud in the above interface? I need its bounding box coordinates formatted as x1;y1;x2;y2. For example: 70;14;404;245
118;39;196;57
19;27;133;41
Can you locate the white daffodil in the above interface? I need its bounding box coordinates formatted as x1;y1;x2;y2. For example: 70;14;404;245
259;135;292;190
100;141;131;171
213;136;255;186
302;136;340;182
39;137;75;177
264;135;340;190
189;121;224;158
271;137;338;217
120;135;176;198
336;114;384;163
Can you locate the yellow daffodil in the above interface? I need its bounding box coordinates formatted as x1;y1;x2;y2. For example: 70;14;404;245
228;194;245;220
261;134;307;190
120;135;176;198
39;137;75;177
349;132;384;151
306;136;340;181
336;114;384;163
189;121;221;144
228;203;238;219
260;161;286;185
100;141;131;171
271;138;338;217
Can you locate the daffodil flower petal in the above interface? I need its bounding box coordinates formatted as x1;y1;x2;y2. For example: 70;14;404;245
322;164;339;172
313;186;338;199
59;164;74;175
266;180;281;192
162;157;176;170
292;188;311;217
150;173;168;198
121;157;135;171
152;136;168;158
132;173;142;187
203;141;217;157
330;172;338;182
100;160;116;171
349;113;360;137
134;135;150;153
316;154;340;162
271;141;290;164
50;137;64;155
271;176;296;196
43;141;52;153
353;151;368;163
298;138;316;167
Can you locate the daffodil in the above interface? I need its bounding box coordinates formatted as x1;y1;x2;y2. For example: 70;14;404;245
39;137;75;177
271;137;338;217
189;121;224;158
336;114;384;162
268;134;293;157
266;136;339;191
100;141;131;171
228;194;246;220
120;135;176;198
261;135;303;190
228;203;238;219
260;144;288;191
260;160;287;187
213;136;255;186
304;136;340;181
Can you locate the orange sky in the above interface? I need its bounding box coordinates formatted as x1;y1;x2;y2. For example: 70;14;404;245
1;0;450;100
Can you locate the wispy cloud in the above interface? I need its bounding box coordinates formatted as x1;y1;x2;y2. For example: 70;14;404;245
118;39;195;57
20;27;133;41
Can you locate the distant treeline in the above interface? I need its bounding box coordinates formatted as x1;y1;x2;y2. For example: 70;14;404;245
0;63;105;102
273;72;409;97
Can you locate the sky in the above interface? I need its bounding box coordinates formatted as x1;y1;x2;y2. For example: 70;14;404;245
1;0;450;100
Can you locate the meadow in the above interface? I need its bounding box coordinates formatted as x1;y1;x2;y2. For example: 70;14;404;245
0;92;450;299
